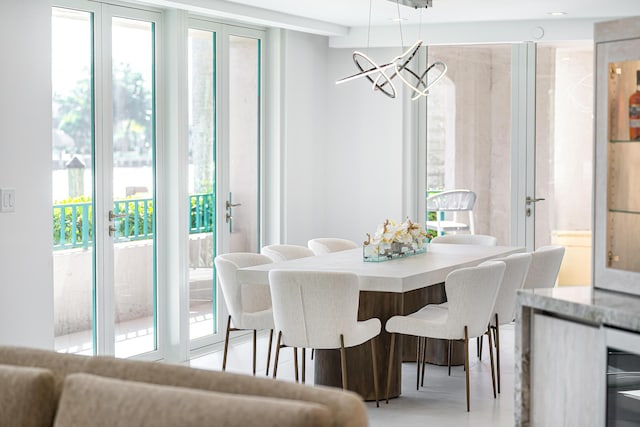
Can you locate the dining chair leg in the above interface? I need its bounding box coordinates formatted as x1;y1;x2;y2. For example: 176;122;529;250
273;331;282;379
293;347;299;383
494;314;501;394
252;330;257;376
448;340;452;376
493;320;498;347
487;323;497;399
385;333;396;404
420;337;427;387
265;329;274;376
340;334;348;390
416;337;422;390
302;348;306;384
222;315;232;371
464;326;470;412
371;338;380;408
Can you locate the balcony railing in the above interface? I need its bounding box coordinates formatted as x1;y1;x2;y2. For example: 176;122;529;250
53;193;215;250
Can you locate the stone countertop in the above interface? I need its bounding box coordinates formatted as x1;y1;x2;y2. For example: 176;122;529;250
517;286;640;332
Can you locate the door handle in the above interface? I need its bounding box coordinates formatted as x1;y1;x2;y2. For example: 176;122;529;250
225;200;242;210
109;210;128;222
525;197;545;205
226;193;241;232
525;197;545;217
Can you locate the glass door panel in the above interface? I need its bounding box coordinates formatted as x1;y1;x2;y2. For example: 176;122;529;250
227;34;260;253
535;42;593;286
426;45;512;245
52;7;95;355
111;16;157;358
188;28;217;341
606;60;640;274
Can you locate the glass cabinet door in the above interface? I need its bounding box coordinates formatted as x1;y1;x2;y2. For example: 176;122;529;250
606;59;640;273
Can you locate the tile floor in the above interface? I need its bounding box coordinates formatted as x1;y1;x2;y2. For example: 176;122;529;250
190;324;516;426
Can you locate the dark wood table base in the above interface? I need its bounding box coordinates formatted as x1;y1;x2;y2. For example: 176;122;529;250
314;283;462;401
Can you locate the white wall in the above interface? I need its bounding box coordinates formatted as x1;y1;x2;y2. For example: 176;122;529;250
280;31;328;245
0;0;54;348
280;32;406;245
324;47;405;243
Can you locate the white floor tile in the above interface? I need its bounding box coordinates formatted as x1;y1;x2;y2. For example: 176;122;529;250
190;324;516;426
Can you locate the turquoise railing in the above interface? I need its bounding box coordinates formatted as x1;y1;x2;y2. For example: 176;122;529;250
53;193;215;250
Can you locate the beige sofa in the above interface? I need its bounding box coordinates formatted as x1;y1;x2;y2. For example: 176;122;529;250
0;346;368;427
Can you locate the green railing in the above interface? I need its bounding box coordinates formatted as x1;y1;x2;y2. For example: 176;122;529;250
53;193;215;250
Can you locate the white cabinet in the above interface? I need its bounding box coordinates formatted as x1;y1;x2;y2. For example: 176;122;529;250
530;314;606;426
594;17;640;296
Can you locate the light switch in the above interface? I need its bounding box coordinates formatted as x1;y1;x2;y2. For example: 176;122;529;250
0;188;16;213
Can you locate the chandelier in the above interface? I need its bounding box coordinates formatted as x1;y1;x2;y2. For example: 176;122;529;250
335;0;447;100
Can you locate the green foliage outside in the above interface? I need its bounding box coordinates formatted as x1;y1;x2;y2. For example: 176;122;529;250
53;63;152;157
189;193;215;232
53;196;93;247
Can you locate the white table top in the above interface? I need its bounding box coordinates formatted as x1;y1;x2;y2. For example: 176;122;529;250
237;244;524;293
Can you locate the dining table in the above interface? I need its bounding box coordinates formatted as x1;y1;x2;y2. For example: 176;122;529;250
237;243;524;400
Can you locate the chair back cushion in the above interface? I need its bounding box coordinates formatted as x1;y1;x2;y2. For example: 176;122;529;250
269;270;361;348
444;261;505;338
261;245;315;262
487;253;532;325
307;238;358;255
522;245;565;289
214;253;273;325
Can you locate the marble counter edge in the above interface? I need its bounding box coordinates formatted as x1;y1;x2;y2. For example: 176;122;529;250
516;287;640;334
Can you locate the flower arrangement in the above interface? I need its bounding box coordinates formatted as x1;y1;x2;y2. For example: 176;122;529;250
363;218;434;262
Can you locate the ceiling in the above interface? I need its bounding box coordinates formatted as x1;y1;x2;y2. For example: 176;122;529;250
221;0;640;28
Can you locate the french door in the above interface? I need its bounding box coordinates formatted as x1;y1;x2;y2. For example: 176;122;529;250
52;2;160;358
424;42;594;287
187;20;264;349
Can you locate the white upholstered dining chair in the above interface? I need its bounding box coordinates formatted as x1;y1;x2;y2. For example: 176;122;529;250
481;253;531;394
260;244;315;263
307;238;358;255
214;253;275;376
385;261;505;411
522;245;565;289
430;234;498;246
269;270;382;406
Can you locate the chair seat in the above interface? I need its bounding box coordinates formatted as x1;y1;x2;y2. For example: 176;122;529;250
425;220;470;231
338;318;381;349
386;305;451;340
236;308;275;331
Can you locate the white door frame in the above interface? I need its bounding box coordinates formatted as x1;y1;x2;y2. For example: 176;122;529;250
511;42;537;251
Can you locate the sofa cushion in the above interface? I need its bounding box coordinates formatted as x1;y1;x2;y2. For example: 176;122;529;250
85;356;368;427
0;364;56;427
54;373;334;427
0;346;91;400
